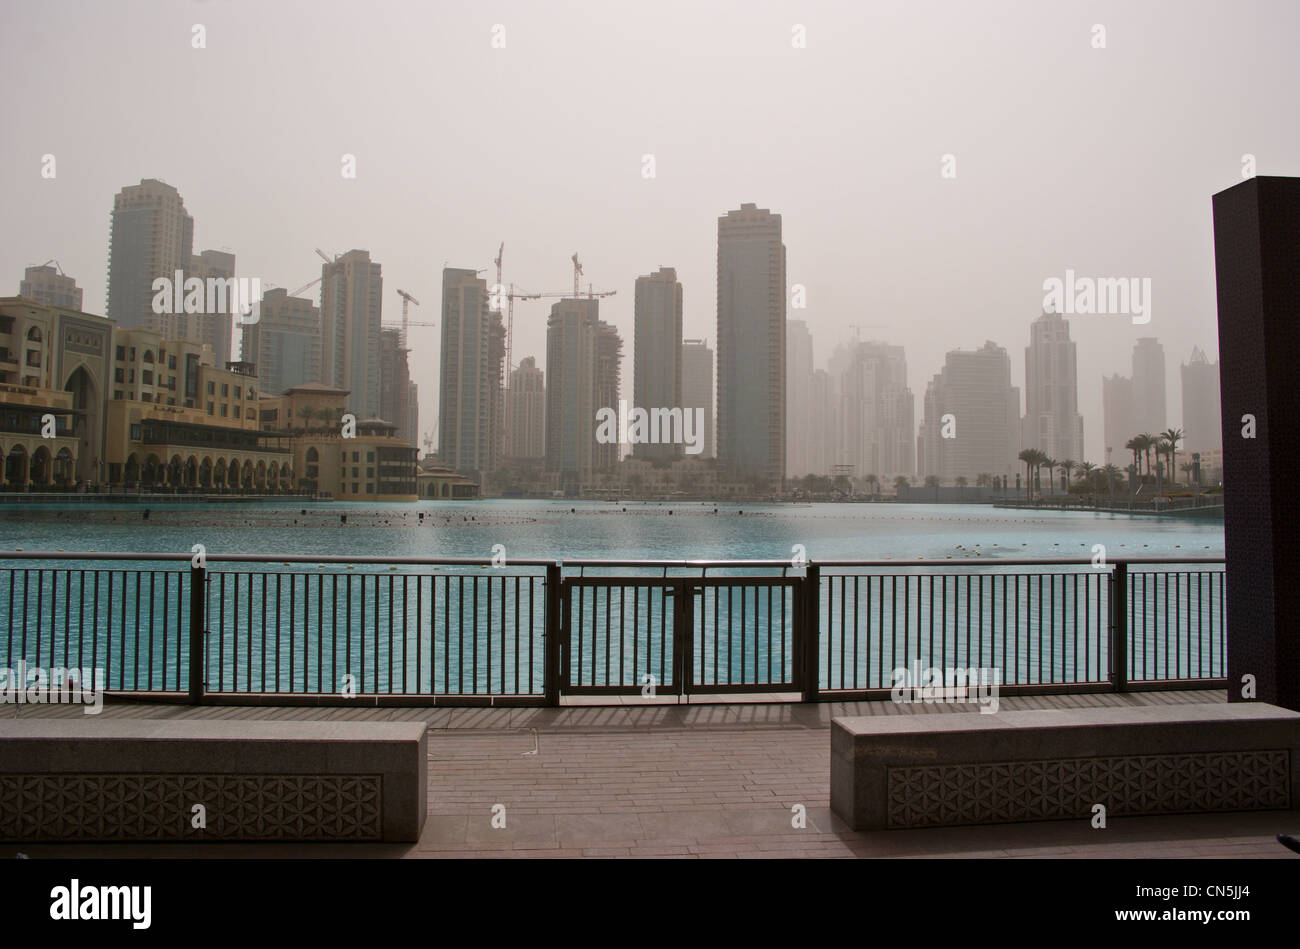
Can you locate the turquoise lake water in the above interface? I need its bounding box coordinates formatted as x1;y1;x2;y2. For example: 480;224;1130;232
0;498;1224;562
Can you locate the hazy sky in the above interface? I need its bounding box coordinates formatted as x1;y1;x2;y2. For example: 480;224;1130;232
3;0;1297;461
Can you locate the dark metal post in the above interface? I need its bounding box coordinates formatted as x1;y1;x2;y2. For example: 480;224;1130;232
1110;561;1129;693
188;563;206;704
800;564;821;703
544;562;561;707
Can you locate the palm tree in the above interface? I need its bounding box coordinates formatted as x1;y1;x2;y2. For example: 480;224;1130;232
1041;457;1056;496
1161;428;1183;486
297;405;314;432
1077;461;1097;491
1033;450;1051;497
1103;463;1121;496
1125;436;1143;475
1059;459;1075;492
955;475;968;500
975;473;991;488
1154;438;1170;489
1138;433;1158;478
893;475;909;496
865;473;880;497
1018;449;1037;499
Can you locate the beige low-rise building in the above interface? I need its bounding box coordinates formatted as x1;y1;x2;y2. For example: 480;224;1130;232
103;327;293;490
0;297;114;488
0;383;79;488
417;459;479;499
261;383;417;500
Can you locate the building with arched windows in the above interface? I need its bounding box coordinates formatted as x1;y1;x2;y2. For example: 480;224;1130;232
416;459;479;499
0;297;113;489
102;328;293;491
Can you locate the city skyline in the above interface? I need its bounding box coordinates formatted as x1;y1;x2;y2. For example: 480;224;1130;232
7;181;1236;481
5;1;1295;465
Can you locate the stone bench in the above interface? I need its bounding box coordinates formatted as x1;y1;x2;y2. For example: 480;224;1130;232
830;703;1300;830
0;720;426;842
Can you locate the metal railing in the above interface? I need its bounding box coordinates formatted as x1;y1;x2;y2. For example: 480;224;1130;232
0;553;1227;706
817;558;1226;698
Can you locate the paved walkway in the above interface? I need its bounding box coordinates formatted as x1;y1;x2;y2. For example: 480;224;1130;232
5;689;1298;859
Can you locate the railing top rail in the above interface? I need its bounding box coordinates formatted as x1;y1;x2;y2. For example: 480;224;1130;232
0;551;555;566
814;556;1224;567
0;551;1225;568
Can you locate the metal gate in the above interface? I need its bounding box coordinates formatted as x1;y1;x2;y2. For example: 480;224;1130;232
559;576;802;696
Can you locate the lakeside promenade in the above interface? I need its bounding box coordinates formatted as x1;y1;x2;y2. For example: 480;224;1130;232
3;687;1293;859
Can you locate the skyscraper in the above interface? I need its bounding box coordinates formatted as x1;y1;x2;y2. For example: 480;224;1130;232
808;368;831;476
544;298;621;492
1023;311;1084;464
830;340;914;480
917;341;1021;482
19;264;82;310
786;319;814;477
1102;373;1135;465
319;249;383;418
717;203;785;488
506;356;545;460
106;178;193;338
189;249;236;364
406;381;420;452
439;267;504;480
1131;337;1167;437
241;288;321;397
680;339;714;460
1181;346;1222;455
632;266;683;461
379;327;415;446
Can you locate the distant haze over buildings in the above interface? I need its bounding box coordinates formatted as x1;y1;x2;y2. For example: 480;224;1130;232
3;0;1297;465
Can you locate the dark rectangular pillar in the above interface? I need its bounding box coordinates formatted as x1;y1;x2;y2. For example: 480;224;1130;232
1212;175;1300;710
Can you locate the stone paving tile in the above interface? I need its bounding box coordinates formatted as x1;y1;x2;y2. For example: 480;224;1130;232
415;815;468;846
554;813;643;842
9;689;1291;860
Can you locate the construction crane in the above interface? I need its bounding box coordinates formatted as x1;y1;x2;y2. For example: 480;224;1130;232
568;253;615;299
289;276;321;297
502;284;543;390
38;259;67;274
495;252;616;383
396;289;421;348
501;284;616;378
493;243;513;386
283;248;342;300
493;243;504;311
